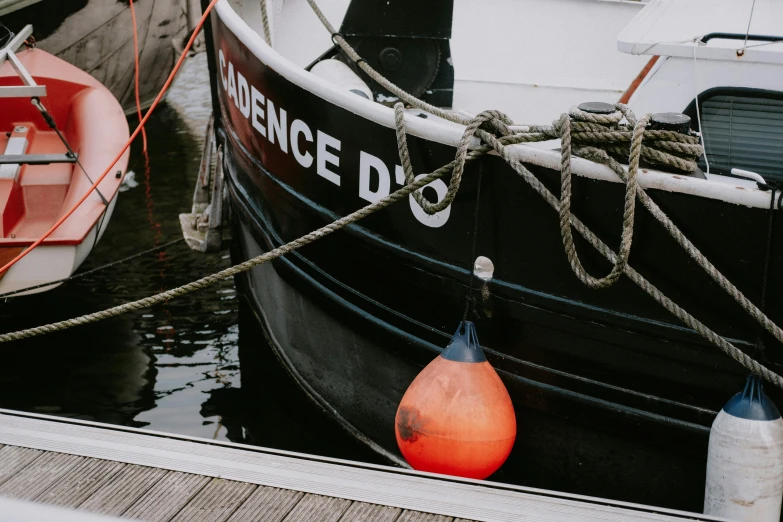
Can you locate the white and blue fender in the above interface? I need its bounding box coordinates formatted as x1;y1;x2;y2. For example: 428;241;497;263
704;375;783;521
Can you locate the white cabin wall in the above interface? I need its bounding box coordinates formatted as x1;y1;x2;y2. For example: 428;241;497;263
628;56;783;115
236;0;649;122
450;0;648;121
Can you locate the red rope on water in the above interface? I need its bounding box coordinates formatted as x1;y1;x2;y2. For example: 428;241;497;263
130;0;171;333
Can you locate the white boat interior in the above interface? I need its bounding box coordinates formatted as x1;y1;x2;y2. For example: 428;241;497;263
229;0;651;124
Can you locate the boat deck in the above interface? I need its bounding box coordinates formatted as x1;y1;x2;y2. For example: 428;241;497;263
0;409;725;521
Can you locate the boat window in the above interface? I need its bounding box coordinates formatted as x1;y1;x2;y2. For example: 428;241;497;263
686;89;783;182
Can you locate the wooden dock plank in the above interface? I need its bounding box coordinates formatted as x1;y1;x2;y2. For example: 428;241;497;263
282;493;352;522
78;464;167;516
397;511;453;522
226;486;304;522
0;451;82;501
0;411;726;522
339;501;402;522
170;478;256;522
0;445;43;487
34;457;124;507
122;471;209;522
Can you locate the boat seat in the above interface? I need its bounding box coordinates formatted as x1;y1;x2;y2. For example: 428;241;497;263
0;124;29;180
0;122;76;239
0;125;26;237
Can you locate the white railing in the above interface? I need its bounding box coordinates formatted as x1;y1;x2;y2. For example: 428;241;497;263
0;24;46;98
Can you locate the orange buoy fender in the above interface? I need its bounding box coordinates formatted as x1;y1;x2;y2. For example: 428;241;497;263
395;321;516;479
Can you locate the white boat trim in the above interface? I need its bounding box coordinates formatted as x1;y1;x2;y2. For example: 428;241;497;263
0;0;43;17
215;0;777;209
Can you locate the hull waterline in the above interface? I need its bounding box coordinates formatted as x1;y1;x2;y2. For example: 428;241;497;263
209;1;783;513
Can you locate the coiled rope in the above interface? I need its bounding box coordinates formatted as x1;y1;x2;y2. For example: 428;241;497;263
394;104;783;389
304;0;783;385
2;0;783;393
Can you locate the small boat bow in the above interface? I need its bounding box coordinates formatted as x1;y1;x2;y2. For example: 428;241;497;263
0;27;129;295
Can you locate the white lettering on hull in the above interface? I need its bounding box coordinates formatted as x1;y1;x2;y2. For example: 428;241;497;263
317;131;341;186
218;50;451;227
237;73;251;118
359;152;390;203
251;86;266;137
291;119;314;169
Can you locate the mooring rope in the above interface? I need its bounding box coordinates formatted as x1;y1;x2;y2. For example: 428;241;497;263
307;0;783;386
393;104;783;388
0;151;482;343
558;110;647;289
0;239;184;299
3;0;783;394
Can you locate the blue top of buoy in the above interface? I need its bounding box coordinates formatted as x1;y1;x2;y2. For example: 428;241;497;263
441;321;487;363
723;374;781;421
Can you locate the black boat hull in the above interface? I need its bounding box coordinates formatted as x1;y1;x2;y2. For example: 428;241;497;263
232;209;714;510
209;7;783;513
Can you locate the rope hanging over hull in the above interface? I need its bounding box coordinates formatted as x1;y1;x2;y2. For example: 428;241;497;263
2;0;783;397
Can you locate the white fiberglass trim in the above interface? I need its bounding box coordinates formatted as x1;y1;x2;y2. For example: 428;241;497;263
215;0;775;210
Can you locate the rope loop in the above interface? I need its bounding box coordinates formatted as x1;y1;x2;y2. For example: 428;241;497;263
396;103;512;215
6;0;783;393
555;107;647;289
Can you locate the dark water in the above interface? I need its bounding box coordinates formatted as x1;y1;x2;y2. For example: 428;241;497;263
0;92;382;464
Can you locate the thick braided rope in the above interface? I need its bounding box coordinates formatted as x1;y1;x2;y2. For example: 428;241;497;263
395;104;510;214
4;108;783;390
304;0;470;126
558;111;648;289
259;0;272;46
0;166;455;343
392;103;783;386
468;124;783;389
576;146;783;349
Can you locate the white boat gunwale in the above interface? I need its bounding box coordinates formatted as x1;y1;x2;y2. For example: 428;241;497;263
215;0;777;210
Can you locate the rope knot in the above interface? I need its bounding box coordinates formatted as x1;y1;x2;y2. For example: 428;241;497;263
395;104;514;216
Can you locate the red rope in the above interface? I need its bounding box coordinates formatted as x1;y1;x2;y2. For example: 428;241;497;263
0;0;221;275
129;0;148;153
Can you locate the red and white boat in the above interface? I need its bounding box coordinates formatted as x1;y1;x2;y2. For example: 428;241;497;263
0;25;129;296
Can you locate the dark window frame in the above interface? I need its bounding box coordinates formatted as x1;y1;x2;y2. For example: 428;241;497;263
683;87;783;181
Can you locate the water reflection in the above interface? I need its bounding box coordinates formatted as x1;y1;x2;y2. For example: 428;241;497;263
0;61;384;464
0;103;237;436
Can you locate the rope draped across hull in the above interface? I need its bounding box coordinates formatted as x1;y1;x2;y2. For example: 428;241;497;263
212;11;783;513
